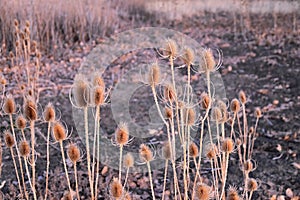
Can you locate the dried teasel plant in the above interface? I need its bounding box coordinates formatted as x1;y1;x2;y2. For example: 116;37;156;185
67;143;81;200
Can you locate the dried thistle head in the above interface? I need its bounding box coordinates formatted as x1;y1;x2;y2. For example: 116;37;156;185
139;144;153;162
164;83;176;102
211;107;222;122
244;160;253;172
182;47;195;66
206;144;218;160
24;97;38;121
53;122;67;142
92;74;105;89
239;90;247;104
115;123;129;146
3;95;16;114
123;153;134;168
203;48;216;72
72;74;90;107
162;141;172;160
196;183;211;200
201;93;210;110
110;178;123;198
186;107;196;126
165;107;173;119
254;108;262;118
92;86;105;106
148;63;161;87
164;39;177;58
67;144;80;163
43;103;55;122
230;98;240;113
189;142;199;157
217;100;228;123
227;185;240;200
16;115;27;130
19;140;30;157
4;131;15;148
247;178;258;191
221;138;234;154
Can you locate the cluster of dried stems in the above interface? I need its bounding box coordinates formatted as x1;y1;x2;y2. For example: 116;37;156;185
0;20;264;200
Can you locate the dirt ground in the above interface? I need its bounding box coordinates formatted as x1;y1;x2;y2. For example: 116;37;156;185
0;4;299;200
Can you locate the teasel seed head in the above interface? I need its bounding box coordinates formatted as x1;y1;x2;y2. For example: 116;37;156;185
24;97;38;121
162;141;172;160
201;93;210;110
123;153;134;168
221;138;234;153
4;131;15;148
203;48;216;72
244;160;253;172
67;143;80;163
206;144;218;160
254;107;262;118
164;39;177;58
110;178;123;198
19;140;30;157
218;100;228;123
92;86;105;106
189;142;199;157
164;83;176;102
182;47;195;66
43;103;56;122
73;74;90;107
148;62;161;87
139;144;153;162
247;178;258;191
196;183;211;200
230;98;240;113
239;90;247;104
186;107;196;126
211;107;222;122
115;123;129;146
227;185;240;200
92;74;105;89
16;115;27;130
3;95;16;114
165;107;173;119
53;122;67;142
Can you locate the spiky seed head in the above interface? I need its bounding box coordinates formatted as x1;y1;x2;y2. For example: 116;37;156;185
4;131;15;148
123;153;134;168
187;108;196;126
222;138;234;153
24;98;37;121
139;144;153;162
247;178;258;191
148;63;161;87
164;84;176;102
43;103;55;122
196;183;211;200
115;123;129;146
16;115;27;130
73;74;89;107
93;86;105;106
254;108;262;118
230;98;240;113
211;107;222;122
110;178;123;198
164;39;177;58
182;47;195;65
19;141;30;157
203;48;216;72
67;144;80;163
92;74;105;89
244;160;253;172
53;122;67;142
201;93;210;110
227;185;240;200
206;144;218;160
189;142;199;157
165;107;173;119
3;95;16;114
239;90;247;104
218;100;228;123
162;141;172;160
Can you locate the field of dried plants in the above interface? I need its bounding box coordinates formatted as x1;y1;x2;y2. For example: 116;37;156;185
0;0;299;199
